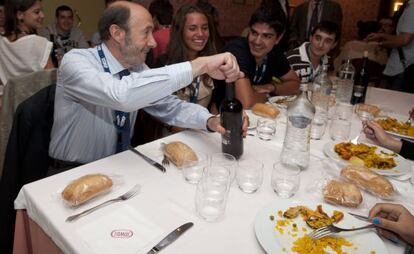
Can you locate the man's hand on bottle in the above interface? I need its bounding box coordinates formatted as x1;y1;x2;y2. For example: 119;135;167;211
207;113;249;137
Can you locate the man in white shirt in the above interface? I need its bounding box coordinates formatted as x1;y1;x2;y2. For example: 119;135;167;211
48;1;244;172
286;21;340;84
38;5;89;66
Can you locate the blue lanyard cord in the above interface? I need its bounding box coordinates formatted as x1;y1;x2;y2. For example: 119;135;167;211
189;76;201;103
253;56;267;83
96;44;130;152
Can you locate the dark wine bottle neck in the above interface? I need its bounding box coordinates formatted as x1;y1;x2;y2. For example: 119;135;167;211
225;83;235;100
361;56;368;72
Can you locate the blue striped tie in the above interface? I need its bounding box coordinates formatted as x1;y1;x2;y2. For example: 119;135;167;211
115;69;131;153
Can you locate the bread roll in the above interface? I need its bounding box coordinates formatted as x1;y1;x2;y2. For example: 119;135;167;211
164;141;198;167
62;174;113;206
323;180;363;208
341;165;395;199
252;103;280;119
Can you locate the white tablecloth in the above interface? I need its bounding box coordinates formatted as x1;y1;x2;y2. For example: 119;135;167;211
14;87;414;254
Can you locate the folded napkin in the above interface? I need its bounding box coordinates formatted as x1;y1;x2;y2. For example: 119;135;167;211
76;204;163;254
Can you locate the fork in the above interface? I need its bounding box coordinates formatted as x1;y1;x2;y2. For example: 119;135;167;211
66;184;141;222
162;155;170;167
308;224;376;240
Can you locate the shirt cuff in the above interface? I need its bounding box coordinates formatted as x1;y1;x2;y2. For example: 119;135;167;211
164;62;193;91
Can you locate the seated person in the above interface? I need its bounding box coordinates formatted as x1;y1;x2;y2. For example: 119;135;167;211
334;21;388;72
0;0;53;86
147;0;173;66
285;21;340;85
38;5;89;67
363;108;414;160
48;2;245;172
215;6;299;109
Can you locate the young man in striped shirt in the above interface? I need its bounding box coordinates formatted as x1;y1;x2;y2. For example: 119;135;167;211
285;21;340;85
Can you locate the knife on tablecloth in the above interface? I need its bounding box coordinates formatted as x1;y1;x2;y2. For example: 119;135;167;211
129;147;166;173
146;222;193;254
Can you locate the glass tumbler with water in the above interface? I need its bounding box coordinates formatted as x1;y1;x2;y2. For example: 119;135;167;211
256;118;276;140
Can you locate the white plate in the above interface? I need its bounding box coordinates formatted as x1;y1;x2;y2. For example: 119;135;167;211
323;141;411;176
385;130;414;141
375;116;414;141
268;95;297;109
254;200;388;254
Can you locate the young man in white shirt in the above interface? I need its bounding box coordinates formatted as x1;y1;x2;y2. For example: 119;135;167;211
285;21;340;84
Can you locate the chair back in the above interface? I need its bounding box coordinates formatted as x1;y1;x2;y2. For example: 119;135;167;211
0;69;57;177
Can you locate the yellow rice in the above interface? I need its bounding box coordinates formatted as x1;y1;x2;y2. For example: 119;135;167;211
292;234;353;254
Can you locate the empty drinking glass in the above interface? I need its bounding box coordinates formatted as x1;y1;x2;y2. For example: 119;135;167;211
271;162;300;198
210;153;237;183
195;165;231;222
182;153;208;184
236;158;264;193
256;118;277;140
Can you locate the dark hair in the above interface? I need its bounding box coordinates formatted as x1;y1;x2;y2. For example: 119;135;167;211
0;0;4;6
195;1;219;25
148;0;173;26
166;4;216;83
249;6;285;36
356;20;380;40
4;0;40;37
55;5;72;18
311;20;341;42
98;4;130;41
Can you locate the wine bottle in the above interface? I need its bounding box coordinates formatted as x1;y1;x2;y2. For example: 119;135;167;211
220;83;243;159
351;51;369;105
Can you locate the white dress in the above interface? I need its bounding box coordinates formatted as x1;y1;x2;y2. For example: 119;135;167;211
0;34;53;85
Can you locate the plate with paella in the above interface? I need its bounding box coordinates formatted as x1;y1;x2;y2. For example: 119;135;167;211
254;200;388;254
375;117;414;141
323;141;411;176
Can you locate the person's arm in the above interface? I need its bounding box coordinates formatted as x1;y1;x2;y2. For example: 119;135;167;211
272;69;300;95
190;52;243;83
61;50;243;112
369;203;414;246
366;32;414;48
363;121;402;153
44;56;55;69
234;78;268;109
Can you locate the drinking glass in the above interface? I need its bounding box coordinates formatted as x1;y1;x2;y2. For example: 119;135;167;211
271;162;300;198
256;118;277;140
236;159;264;193
210;153;237;183
195;165;231;222
181;153;208;184
335;102;354;120
329;118;352;141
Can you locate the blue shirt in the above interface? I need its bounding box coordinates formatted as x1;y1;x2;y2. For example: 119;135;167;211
49;43;212;163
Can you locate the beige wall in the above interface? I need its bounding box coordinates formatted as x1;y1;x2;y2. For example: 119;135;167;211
41;0;105;41
40;0;381;44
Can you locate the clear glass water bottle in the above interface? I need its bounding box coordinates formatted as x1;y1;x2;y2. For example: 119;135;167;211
336;57;355;103
310;60;332;139
281;90;315;170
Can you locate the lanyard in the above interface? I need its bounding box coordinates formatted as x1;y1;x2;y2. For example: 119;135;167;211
97;44;111;73
190;76;201;103
253;56;267;83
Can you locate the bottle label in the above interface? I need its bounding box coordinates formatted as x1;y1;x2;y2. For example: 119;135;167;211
288;116;312;129
353;85;364;97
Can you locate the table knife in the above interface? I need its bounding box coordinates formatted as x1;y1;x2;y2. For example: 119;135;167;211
146;222;193;254
129;147;166;173
348;212;370;222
